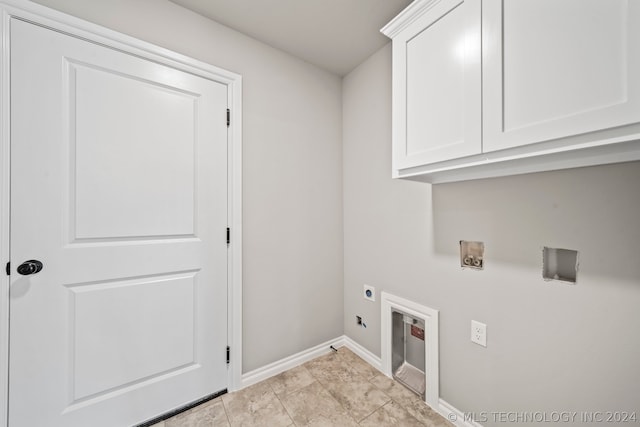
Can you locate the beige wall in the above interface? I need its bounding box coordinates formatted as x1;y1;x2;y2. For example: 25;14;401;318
343;44;640;425
30;0;345;373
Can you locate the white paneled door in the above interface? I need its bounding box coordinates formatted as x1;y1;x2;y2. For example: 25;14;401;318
9;19;228;426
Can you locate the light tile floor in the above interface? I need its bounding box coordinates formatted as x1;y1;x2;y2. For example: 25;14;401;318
152;347;453;426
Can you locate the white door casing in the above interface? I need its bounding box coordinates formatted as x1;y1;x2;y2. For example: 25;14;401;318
0;1;243;425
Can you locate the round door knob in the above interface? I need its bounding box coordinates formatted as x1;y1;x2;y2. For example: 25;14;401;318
17;260;43;276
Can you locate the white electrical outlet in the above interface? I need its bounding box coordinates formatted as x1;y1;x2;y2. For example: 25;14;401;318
471;320;487;347
363;284;375;302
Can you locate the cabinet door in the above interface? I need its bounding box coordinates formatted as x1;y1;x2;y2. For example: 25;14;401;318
391;0;481;172
483;0;640;152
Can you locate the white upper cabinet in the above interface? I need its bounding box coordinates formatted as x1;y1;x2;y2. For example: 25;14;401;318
483;0;640;152
383;0;481;173
382;0;640;183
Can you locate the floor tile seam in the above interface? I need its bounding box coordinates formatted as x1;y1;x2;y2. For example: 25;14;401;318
337;355;377;383
221;390;265;426
383;399;428;426
357;400;393;426
218;395;232;426
287;364;320;398
269;377;297;426
367;373;415;397
315;372;362;426
395;398;441;426
220;395;237;425
319;381;383;425
276;379;321;400
269;385;297;426
270;364;317;398
366;377;419;417
303;363;355;386
387;395;418;415
351;393;393;424
321;373;370;388
318;359;372;386
300;360;323;384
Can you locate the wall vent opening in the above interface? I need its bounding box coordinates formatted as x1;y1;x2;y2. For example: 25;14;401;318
392;310;425;399
543;247;578;284
381;292;439;410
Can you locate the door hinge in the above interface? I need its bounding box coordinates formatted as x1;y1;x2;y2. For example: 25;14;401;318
226;109;230;127
226;227;230;245
226;346;230;364
5;262;9;276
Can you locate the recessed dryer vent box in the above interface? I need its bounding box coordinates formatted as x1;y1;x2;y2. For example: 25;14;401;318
392;310;426;399
460;241;484;269
543;247;578;284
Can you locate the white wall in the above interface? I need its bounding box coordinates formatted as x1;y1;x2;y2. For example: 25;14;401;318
344;44;640;426
29;0;344;373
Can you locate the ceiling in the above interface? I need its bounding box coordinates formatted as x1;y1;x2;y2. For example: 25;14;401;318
169;0;412;76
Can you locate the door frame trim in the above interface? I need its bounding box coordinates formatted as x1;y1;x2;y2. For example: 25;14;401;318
0;1;243;425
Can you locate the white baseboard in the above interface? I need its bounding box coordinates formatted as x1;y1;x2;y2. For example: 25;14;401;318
340;335;383;373
439;399;484;427
240;336;344;388
239;335;383;389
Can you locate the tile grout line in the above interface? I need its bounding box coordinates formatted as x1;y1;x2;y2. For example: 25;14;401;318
273;391;297;426
365;378;437;426
316;377;361;426
317;351;374;426
358;400;393;426
352;377;393;425
338;350;395;425
267;371;298;426
219;395;232;427
299;353;363;425
294;363;351;426
366;375;439;426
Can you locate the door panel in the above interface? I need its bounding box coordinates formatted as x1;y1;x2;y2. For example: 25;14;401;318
72;62;198;240
70;272;196;400
483;0;640;152
9;18;228;427
392;0;481;170
406;3;466;156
